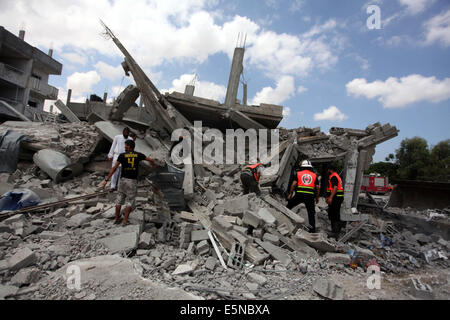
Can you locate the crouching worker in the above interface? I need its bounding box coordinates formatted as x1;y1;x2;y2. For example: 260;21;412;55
102;140;157;225
240;162;265;196
287;160;320;233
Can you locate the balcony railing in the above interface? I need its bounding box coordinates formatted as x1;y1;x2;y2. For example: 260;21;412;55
30;78;58;100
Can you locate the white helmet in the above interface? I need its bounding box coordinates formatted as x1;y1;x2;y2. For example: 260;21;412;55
301;160;313;168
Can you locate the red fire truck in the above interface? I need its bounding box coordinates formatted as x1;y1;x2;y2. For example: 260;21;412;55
361;174;392;194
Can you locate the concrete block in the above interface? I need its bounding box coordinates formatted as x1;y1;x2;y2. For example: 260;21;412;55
8;248;37;271
66;213;92;228
138;232;155;250
246;282;259;291
247;273;267;286
205;257;216;271
196;240;210;255
39;231;67;240
242;210;261;228
187;242;196;255
313;279;345;300
277;223;290;236
190;230;210;242
410;277;434;299
212;216;233;233
324;253;351;265
257;208;276;226
262;233;280;246
99;232;139;254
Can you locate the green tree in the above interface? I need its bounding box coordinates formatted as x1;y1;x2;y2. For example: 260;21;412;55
395;137;430;181
428;139;450;181
366;161;399;183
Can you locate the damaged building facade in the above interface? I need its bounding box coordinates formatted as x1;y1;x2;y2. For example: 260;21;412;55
0;23;449;301
0;27;61;122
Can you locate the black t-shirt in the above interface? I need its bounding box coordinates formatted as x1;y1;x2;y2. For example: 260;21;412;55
117;152;146;179
330;176;339;187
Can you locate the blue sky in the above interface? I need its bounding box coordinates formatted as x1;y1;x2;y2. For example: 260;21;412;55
1;0;449;162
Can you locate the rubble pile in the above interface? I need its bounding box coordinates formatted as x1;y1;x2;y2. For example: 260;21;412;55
0;22;448;301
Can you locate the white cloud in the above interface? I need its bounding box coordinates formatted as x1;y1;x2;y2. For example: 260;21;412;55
423;9;450;47
163;74;226;101
289;0;305;13
314;106;348;122
398;0;434;15
251;76;296;105
66;70;101;97
60;51;88;66
282;107;291;118
297;86;308;94
346;74;450;108
94;61;124;81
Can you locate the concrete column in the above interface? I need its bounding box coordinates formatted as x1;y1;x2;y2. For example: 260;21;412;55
66;89;72;105
243;83;247;106
103;92;108;102
351;149;368;208
19;30;25;40
224;47;244;108
342;146;359;214
48;49;53;57
184;85;195;96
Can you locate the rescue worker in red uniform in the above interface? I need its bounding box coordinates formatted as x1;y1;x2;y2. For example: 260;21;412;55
240;162;264;196
326;164;345;239
287;160;320;233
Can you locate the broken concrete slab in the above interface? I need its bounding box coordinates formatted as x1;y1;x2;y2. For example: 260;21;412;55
255;239;292;266
172;263;195;276
223;195;250;216
295;230;336;253
99;232;139;254
257;208;277;226
0;285;19;300
324;253;351;265
263;195;304;224
138;232;155;250
191;230;209;242
39;231;67;240
409;277;434;299
205;257;216;271
66;213;92;228
262;233;280;246
247;273;267;286
53;255;202;299
7;247;37;271
211;216;233;233
242;210;261;228
313;279;345;300
196;240;210;255
10;267;40;287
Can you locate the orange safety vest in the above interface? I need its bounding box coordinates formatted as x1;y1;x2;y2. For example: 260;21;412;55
296;170;317;195
244;163;263;182
327;172;344;197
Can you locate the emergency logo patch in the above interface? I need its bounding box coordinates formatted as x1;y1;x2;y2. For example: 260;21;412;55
301;174;313;185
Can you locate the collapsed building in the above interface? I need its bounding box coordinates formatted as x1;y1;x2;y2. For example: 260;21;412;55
0;22;448;301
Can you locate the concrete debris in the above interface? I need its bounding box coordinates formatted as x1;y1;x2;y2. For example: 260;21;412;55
313;279;345;300
410;277;434;300
1;24;448;301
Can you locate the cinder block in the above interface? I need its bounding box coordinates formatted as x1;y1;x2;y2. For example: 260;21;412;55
242;210;261;228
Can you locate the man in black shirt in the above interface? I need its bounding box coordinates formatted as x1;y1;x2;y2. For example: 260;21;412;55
326;164;345;239
102;140;156;225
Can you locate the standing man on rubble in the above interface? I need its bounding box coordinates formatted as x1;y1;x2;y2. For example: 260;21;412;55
240;162;265;196
107;127;132;191
325;164;345;239
287;160;320;233
102;140;157;225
